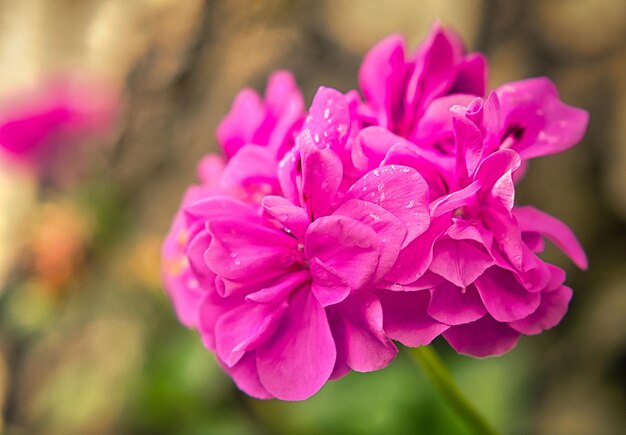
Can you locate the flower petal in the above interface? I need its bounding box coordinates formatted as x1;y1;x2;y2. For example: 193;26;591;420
378;290;449;346
215;301;288;367
205;217;300;282
223;351;272;399
429;238;495;289
443;315;520;357
509;286;573;335
306;214;380;296
256;287;336;400
334;199;406;280
329;292;398;373
343;165;430;244
428;282;487;325
514;206;587;269
475;267;541;322
262;195;310;239
300;133;343;218
217;89;265;158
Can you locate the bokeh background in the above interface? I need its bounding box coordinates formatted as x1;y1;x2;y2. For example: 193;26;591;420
0;1;625;434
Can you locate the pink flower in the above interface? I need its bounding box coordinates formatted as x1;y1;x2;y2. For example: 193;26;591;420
378;96;587;357
0;76;116;168
179;88;431;400
162;26;589;400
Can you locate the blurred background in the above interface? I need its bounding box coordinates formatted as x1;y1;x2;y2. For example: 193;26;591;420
0;1;624;434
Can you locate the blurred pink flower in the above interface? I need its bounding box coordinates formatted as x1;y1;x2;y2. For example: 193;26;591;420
0;76;117;168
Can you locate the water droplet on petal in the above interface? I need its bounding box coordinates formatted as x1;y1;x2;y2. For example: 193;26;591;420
406;200;415;209
390;283;403;291
323;108;330;119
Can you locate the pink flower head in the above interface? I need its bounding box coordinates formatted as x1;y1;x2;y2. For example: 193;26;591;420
0;76;116;168
217;70;305;159
162;25;589;400
175;88;431;400
358;23;487;140
379;96;587;357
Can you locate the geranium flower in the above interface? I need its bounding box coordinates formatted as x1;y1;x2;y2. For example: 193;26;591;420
377;96;587;356
162;26;589;401
181;88;431;400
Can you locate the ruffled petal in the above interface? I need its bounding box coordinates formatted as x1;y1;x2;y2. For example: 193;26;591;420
329;292;398;373
509;286;573;335
474;267;541;322
443;315;521;357
343;165;430;244
256;287;336;400
205;218;300;282
378;290;449;346
306;215;380;298
262;195;310;240
334;199;406;280
428;282;487;325
514;206;587;269
215;300;288;367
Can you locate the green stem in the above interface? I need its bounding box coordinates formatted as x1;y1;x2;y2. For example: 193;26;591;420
409;346;500;435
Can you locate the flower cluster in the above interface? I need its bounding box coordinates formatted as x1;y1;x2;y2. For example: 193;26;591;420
163;24;588;400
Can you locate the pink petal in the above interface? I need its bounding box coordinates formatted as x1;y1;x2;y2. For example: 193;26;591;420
328;292;398;372
414;94;476;145
216;89;265;158
304;87;350;152
220;144;279;197
378;290;449;346
382;141;450;199
215;301;288;367
474;267;541;322
205;218;300;282
359;34;407;127
474;149;521;211
430;180;481;217
351;126;403;174
262;195;310;240
334;199;406;280
407;24;458;112
443;315;521;357
256;287;336;400
305;215;380;297
343;165;430;244
264;71;305;157
245;270;311;304
300;133;343;218
514;206;587;269
309;258;352;307
196;154;226;186
429;238;495;289
509;286;573;335
449;53;487;97
452;104;484;181
428;282;487;325
496;77;589;159
223;351;272;399
385;214;450;284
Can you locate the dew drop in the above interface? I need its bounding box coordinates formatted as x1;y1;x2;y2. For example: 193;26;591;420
390;283;404;291
314;133;320;143
323;108;330;119
234;259;241;266
406;200;415;209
